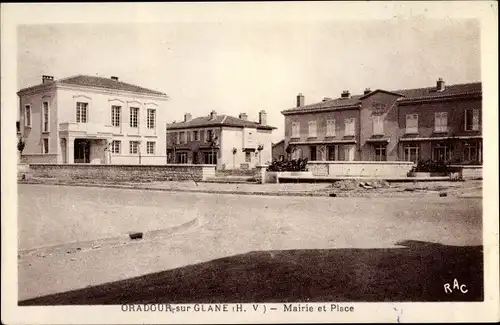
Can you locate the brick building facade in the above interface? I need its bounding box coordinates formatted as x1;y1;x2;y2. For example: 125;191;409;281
282;79;482;165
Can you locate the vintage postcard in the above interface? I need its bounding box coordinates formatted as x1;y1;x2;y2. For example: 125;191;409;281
1;2;499;324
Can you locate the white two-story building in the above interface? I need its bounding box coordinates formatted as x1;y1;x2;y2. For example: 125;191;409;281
17;75;169;165
166;110;276;170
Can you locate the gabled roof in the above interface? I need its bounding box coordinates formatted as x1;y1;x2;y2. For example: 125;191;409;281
359;89;404;99
17;75;167;96
167;114;276;130
282;81;481;114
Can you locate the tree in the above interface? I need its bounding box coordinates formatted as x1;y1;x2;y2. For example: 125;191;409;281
285;144;296;160
207;131;219;165
232;147;237;168
257;144;264;165
104;140;112;164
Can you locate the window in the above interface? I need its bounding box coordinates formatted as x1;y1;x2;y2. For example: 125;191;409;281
308;121;317;138
111;140;121;154
373;115;384;135
111;106;121;127
405;114;418;134
326;120;336;137
207;129;214;142
291;122;300;138
42;138;49;154
76;102;88;123
247;131;253;144
345;118;355;136
433;144;450;162
129;107;139;128
245;152;251;162
403;144;419;163
25;105;32;127
147;109;156;129
204;151;217;165
434;112;448;133
129;141;140;154
193;130;199;141
179;132;186;144
465;109;479;131
463;142;479;162
42;102;49;132
173;132;179;145
375;144;387;161
147;141;155;155
176;152;188;164
327;145;338;161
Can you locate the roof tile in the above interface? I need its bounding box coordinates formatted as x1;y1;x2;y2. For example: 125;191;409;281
18;75;167;96
283;82;481;113
167;114;276;130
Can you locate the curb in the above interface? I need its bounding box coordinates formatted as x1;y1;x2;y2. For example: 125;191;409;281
18;180;481;199
19;180;330;197
19;216;202;259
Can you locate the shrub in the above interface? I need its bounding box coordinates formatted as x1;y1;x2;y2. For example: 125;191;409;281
413;159;462;174
17;138;26;154
266;158;308;172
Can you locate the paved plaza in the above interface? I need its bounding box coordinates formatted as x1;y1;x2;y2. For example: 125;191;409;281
18;184;483;303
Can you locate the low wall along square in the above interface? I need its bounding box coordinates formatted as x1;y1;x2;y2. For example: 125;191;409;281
27;164;216;182
307;161;415;178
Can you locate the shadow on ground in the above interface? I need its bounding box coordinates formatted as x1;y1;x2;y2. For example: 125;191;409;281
19;240;483;305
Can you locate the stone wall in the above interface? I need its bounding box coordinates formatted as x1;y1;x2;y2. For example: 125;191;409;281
450;165;482;180
307;161;415;177
21;154;58;164
28;164;216;182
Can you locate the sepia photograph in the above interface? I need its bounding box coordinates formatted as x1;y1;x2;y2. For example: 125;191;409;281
1;2;499;324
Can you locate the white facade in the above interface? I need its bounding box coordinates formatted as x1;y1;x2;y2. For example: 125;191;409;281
219;127;273;169
18;79;169;165
167;124;274;170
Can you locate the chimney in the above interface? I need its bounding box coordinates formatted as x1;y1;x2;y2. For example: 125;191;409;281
184;113;192;122
341;90;350;98
436;78;445;92
364;88;371;95
209;110;217;120
239;113;248;120
111;76;119;81
296;93;305;107
258;110;267;125
42;75;54;84
322;97;332;102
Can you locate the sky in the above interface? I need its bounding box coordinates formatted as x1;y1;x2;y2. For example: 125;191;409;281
17;19;481;142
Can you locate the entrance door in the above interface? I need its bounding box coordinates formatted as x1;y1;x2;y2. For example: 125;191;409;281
433;145;449;162
74;139;90;163
309;146;317;161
